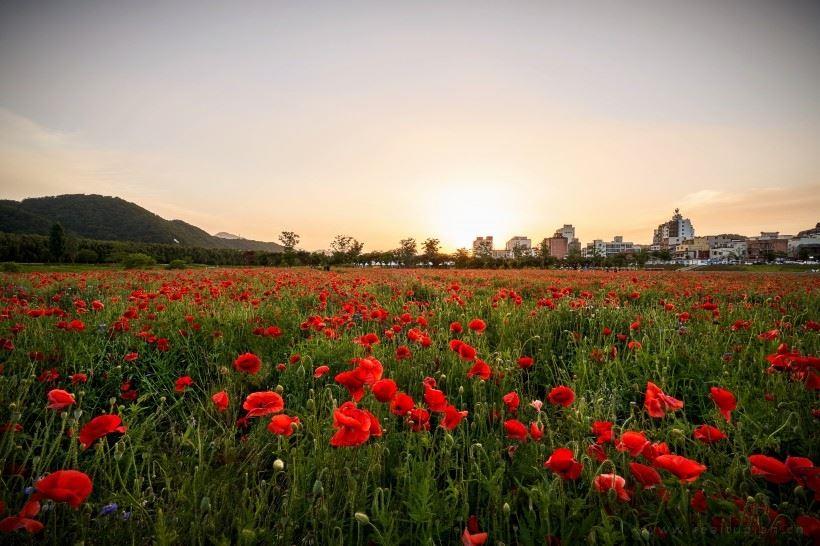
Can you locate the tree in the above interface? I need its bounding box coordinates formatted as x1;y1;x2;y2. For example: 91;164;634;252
49;223;66;262
278;231;300;253
330;235;364;264
422;238;441;266
453;248;470;268
397;238;417;267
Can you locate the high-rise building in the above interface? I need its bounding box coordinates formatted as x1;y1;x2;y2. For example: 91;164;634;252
651;209;694;250
505;236;532;257
555;224;581;255
472;236;494;257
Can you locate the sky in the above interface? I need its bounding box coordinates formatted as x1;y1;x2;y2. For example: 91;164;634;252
1;0;819;252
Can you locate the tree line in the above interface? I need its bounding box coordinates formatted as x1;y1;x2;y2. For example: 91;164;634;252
1;225;671;269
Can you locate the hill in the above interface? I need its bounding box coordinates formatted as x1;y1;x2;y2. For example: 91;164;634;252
0;194;283;252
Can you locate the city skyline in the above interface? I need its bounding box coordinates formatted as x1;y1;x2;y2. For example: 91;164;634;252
2;1;820;251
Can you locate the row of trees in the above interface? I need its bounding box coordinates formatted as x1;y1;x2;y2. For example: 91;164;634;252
0;225;680;269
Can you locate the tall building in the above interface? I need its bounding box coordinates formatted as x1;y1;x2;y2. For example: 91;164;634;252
546;234;568;259
505;236;532;256
555;224;581;255
472;236;494;257
651;209;694;250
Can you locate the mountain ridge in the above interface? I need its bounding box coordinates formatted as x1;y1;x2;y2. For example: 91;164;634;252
0;194;283;252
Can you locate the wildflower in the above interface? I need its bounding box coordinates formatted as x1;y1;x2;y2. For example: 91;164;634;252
547;386;575;407
544;448;583;480
34;470;93;508
211;391;229;412
233;352;262;374
593;473;630;501
243;391;284;418
330;402;381;447
709;387;737;422
46;389;75;411
644;382;683;418
267;414;300;436
79;415;126;449
653;454;707;483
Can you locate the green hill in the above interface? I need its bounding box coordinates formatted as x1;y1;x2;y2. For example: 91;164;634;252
0;194;283;252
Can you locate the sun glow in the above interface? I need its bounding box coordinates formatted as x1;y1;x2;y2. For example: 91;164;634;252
431;183;520;252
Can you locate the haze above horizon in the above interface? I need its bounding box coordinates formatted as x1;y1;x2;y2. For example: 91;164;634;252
1;1;819;251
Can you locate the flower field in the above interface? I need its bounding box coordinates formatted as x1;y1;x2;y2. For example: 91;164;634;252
0;268;818;544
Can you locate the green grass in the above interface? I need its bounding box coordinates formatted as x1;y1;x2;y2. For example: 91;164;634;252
0;268;817;544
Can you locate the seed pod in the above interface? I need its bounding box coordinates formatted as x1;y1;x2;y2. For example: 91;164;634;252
273;458;285;472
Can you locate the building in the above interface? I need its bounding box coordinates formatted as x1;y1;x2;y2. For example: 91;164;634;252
546;234;568;259
746;232;791;261
472;236;494;257
651;209;695;250
582;236;636;258
555;224;581;255
675;237;710;262
505;236;532;257
789;223;820;259
709;240;747;263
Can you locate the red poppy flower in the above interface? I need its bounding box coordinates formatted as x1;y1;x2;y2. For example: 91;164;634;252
517;356;533;369
468;318;486;333
593;473;630;501
423;385;448;412
709;387;737;422
544;447;583;480
616;431;651;458
690;489;708;513
123;352;139;362
79;415;126;449
529;422;544;441
749;455;792;484
457;342;477;361
502;391;520;412
629;462;662;489
243;391;284;418
440;405;468;430
46;389;75;411
693;424;727;444
592;421;613;444
233;352;262;374
547;386;575;407
330;401;381;446
644;382;683;418
70;373;88;384
653;454;706;483
211;390;229;411
407;407;431;432
390;392;415;416
372;379;398;403
34;470;92;508
503;419;528;442
796;515;820;542
174;376;193;393
461;515;488;545
395;345;412;360
267;414;300;436
467;359;491;380
313;365;330;378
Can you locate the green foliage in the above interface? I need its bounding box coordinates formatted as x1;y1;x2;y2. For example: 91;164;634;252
121;252;156;269
167;259;187;270
49;222;66;262
76;248;99;263
0;261;21;272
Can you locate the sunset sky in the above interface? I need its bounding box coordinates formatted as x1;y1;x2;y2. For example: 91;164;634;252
1;1;819;251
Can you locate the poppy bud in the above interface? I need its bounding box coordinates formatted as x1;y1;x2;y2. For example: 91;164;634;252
641;529;650;540
275;385;284;394
240;529;256;542
313;480;324;496
73;408;83;419
200;497;211;512
503;502;510;516
458;386;464;395
273;458;285;472
794;485;805;497
354;512;370;525
219;366;229;375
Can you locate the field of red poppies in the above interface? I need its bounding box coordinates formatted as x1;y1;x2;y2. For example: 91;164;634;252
0;267;818;544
